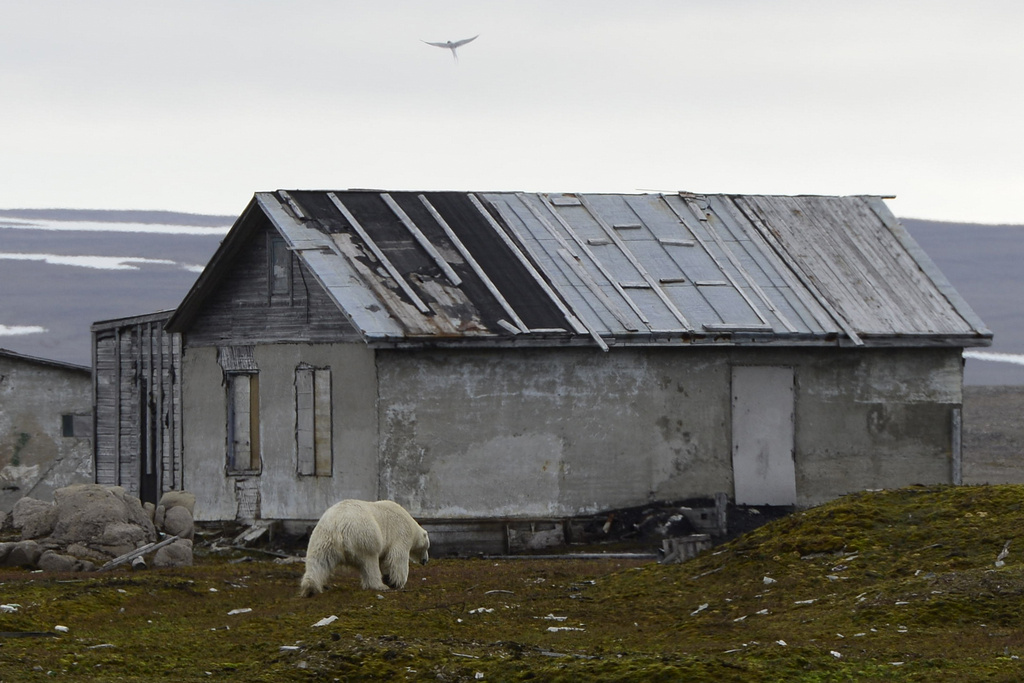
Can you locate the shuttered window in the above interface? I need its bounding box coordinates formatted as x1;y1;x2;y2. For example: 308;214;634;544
269;236;292;301
227;373;261;473
296;366;332;476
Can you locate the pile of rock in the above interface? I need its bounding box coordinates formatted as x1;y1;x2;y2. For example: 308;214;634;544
0;484;196;572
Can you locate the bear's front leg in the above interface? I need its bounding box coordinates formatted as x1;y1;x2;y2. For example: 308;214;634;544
381;548;411;590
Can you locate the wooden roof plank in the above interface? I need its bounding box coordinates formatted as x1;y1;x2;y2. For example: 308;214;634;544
468;193;592;340
520;193;649;328
575;194;693;331
327;192;431;315
381;192;463;287
417;194;529;334
731;196;864;345
865;196;991;336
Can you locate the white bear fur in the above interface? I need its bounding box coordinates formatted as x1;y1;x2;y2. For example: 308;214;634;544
299;499;430;597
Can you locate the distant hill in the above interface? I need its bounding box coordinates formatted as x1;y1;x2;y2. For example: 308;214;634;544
0;208;1020;384
0;209;231;366
901;218;1024;385
0;208;234;227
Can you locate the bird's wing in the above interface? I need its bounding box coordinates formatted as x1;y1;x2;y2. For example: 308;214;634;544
449;35;479;48
422;40;452;49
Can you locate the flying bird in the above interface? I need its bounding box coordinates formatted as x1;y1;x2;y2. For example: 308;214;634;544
422;35;479;63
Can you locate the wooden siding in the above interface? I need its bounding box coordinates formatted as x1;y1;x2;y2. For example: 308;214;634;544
92;313;182;504
185;214;360;347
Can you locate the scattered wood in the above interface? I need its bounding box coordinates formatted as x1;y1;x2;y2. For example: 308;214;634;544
995;540;1011;568
97;535;178;572
233;524;270;547
690;565;724;580
227;545;292;558
483;553;657;561
659;534;712;564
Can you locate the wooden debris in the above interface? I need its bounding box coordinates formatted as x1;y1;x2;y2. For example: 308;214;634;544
659;534;712;564
97;535;178;572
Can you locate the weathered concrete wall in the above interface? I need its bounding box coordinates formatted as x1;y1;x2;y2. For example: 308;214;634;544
794;347;962;505
179;340;963;522
181;343;378;522
377;346;963;517
377;347;731;518
0;354;93;512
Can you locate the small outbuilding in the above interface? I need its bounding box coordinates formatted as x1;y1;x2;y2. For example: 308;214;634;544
91;311;182;506
0;348;93;513
152;190;990;534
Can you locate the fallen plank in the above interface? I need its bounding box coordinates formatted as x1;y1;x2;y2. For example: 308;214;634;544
97;535;179;572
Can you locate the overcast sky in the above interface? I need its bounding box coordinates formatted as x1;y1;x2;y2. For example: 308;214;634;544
2;1;1022;223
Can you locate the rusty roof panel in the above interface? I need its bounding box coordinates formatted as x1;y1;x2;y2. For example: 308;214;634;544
176;190;991;350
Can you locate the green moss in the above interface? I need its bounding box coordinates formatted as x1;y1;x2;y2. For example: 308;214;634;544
11;431;31;465
3;485;1024;680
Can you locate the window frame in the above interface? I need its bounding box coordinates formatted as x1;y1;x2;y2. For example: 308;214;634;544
295;364;333;477
61;414;92;438
268;235;292;303
226;371;262;475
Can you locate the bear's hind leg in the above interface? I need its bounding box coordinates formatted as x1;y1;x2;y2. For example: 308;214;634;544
357;556;389;591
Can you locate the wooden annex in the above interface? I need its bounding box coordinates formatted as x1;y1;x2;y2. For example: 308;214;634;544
91;311;182;505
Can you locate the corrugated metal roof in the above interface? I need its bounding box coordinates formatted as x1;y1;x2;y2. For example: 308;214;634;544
186;190;992;349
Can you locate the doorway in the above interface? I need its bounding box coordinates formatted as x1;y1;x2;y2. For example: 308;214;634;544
139;379;159;506
731;366;796;505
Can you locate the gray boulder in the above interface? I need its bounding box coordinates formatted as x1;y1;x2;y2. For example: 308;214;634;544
37;550;81;573
152;538;193;568
158;491;196;516
50;484;157;547
5;540;42;567
64;543;109;565
12;497;57;540
91;521;149;558
162;506;194;540
5;485;198;572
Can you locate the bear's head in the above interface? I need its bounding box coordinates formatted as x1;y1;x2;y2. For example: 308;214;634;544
413;526;430;565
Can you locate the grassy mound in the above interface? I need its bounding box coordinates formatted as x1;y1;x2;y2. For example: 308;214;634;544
2;485;1024;681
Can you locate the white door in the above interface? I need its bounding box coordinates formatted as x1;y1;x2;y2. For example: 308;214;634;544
731;366;796;505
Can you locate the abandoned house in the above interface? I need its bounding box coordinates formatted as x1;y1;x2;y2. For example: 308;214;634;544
93;190;991;544
0;348;93;512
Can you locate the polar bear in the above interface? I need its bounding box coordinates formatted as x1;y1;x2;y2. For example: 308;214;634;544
299;499;430;597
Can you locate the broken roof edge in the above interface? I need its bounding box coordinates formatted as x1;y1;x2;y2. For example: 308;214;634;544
863;196;993;339
164;197;259;335
0;347;91;374
360;329;992;351
92;309;176;333
160;189;989;351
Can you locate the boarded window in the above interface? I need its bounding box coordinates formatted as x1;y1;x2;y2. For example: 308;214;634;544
61;414;92;438
227;373;261;473
269;236;292;300
296;366;332;476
